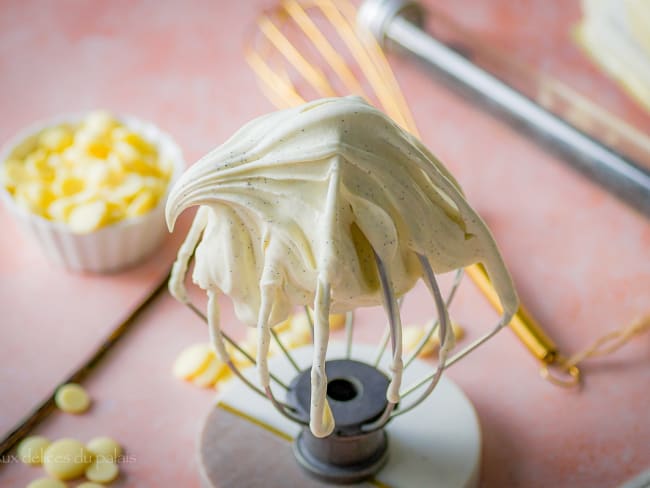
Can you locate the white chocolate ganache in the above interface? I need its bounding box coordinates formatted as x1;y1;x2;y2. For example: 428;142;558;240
166;96;518;437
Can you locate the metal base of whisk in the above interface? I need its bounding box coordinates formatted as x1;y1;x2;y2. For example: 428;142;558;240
199;343;481;488
287;359;391;484
293;429;388;484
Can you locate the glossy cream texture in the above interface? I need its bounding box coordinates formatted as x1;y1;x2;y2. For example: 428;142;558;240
166;96;518;437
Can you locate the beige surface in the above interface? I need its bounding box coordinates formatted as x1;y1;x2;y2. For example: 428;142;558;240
1;1;649;487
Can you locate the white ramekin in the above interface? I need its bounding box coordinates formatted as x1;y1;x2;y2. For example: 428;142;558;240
0;113;184;273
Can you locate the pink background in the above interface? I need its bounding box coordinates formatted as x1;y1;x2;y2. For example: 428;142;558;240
1;1;649;487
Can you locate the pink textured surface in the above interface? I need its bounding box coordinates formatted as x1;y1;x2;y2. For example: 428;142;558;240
0;1;649;487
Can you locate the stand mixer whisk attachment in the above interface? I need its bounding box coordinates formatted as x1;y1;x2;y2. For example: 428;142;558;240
166;96;519;483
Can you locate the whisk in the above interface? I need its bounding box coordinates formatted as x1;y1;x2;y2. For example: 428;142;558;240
167;1;549;485
170;97;506;484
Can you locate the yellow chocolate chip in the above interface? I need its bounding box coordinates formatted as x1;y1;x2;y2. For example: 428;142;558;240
17;435;51;465
272;317;291;333
66;200;107;234
451;322;465;341
84;111;118;135
329;313;346;330
126;188;157;217
26;478;67;488
191;356;229;388
403;321;464;358
402;324;439;357
122;131;155;155
1;158;28;192
47;195;81;221
113;140;140;165
212;367;233;390
14;182;55;217
127;158;162;178
172;343;213;380
228;340;256;369
103;164;126;188
86;437;122;462
85;459;119;484
24;149;50;174
402;325;425;351
289;313;313;343
280;330;311;349
42;438;92;481
81;163;111;189
53;175;85;197
75;129;111;160
39;127;73;153
158;157;173;178
290;312;311;333
110;126;130;142
47;154;63;170
54;383;91;414
104;199;127;224
111;174;145;201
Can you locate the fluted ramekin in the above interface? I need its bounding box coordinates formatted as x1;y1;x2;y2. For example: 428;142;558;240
0;114;184;273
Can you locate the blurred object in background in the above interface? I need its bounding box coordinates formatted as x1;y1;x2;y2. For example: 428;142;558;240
420;1;650;174
574;0;650;114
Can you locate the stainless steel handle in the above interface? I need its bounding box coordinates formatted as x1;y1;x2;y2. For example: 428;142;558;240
358;0;650;217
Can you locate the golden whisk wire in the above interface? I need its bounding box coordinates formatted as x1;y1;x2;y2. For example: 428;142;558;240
246;0;565;381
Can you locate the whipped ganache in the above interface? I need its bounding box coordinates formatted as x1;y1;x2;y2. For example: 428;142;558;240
166;96;518;437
